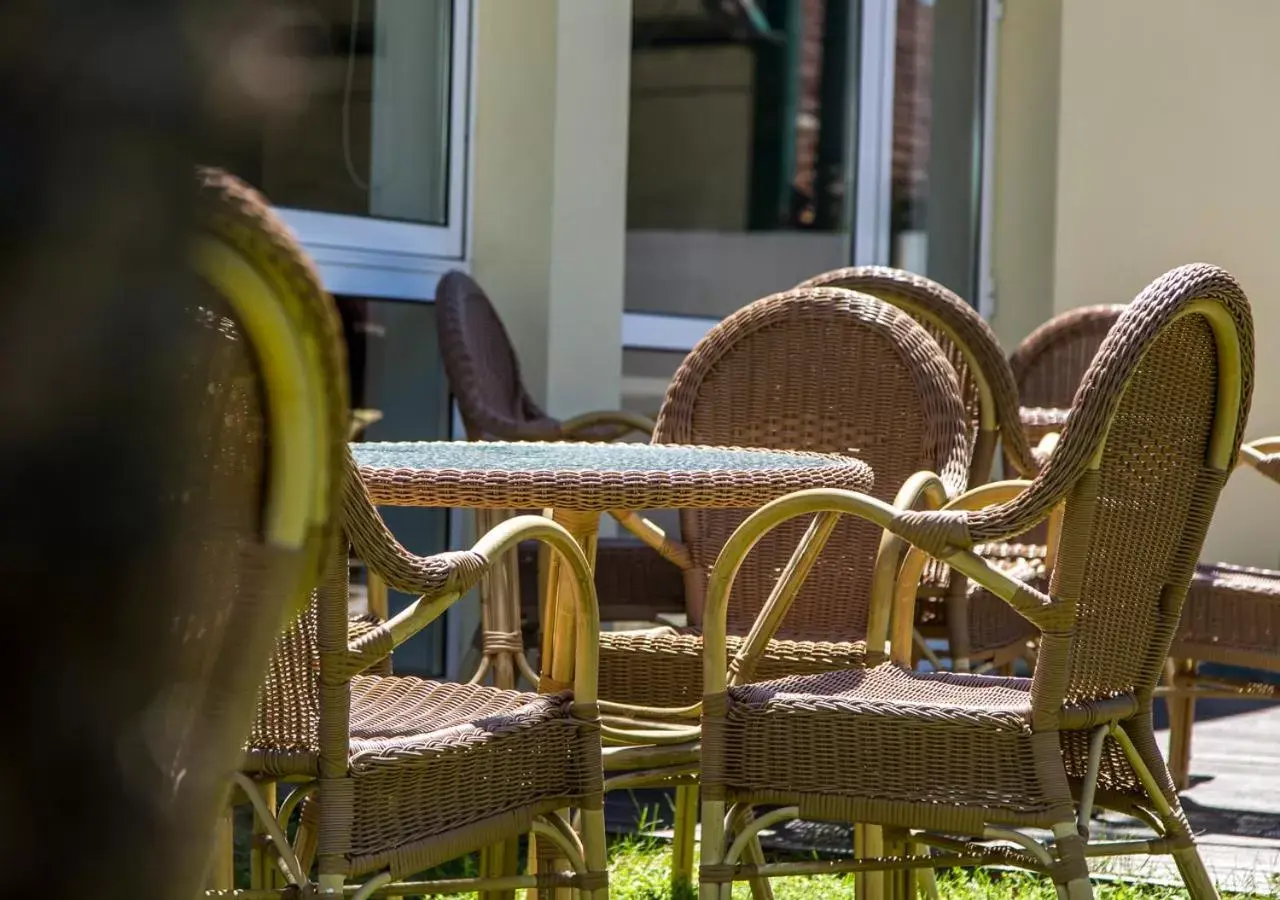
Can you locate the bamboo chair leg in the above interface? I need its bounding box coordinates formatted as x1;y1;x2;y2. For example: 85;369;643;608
1172;843;1220;900
1050;822;1092;900
210;800;236;891
581;805;610;900
249;781;278;889
700;798;728;900
672;785;699;891
855;824;886;900
1165;658;1197;791
742;831;774;900
478;839;518;900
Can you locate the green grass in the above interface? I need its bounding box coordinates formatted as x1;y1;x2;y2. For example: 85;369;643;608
604;836;1276;899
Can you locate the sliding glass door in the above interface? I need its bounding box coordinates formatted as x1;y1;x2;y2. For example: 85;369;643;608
621;0;996;413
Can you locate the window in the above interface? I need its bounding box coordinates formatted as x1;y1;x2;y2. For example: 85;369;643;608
214;0;471;300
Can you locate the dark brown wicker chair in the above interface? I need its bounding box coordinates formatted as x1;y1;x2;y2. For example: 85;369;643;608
181;167;348;895
435;270;655;443
800;266;1043;671
433;271;672;687
207;176;607;899
699;263;1252;899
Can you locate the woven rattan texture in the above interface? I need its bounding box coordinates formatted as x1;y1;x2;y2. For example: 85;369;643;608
1172;562;1280;670
1011;305;1126;411
703;263;1254;846
600;288;969;705
353;440;872;512
801;265;1038;480
657;287;968;640
342;675;601;875
598;629;869;708
214;175;606;884
435;271;563;440
705;664;1075;833
193;170;349;782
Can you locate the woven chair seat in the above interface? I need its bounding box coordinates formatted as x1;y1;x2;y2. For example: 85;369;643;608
339;674;601;878
706;663;1077;834
1172;562;1280;671
598;629;868;708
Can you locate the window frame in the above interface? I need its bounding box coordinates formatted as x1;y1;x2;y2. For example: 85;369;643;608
277;0;474;301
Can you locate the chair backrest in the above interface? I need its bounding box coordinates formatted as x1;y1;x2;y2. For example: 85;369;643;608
435;271;559;440
184;172;349;780
175;169;347;886
801;266;1038;482
655;287;970;640
1010;304;1125;410
960;265;1252;717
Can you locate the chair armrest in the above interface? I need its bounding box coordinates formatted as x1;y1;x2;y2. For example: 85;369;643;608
1239;437;1280;484
559;409;656;441
701;487;1070;697
348;516;602;703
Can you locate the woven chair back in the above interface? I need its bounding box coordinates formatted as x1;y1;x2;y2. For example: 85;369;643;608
963;266;1252;716
802;265;1037;481
1011;305;1126;411
436;271;554;440
655;287;970;640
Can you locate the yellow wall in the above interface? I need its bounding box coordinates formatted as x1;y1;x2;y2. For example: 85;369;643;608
1052;0;1280;567
470;0;628;418
988;0;1060;352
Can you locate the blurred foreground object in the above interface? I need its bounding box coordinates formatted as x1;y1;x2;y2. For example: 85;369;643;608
0;2;336;896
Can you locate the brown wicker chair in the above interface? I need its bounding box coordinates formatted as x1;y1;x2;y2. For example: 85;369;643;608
208;177;607;899
698;263;1252;899
1163;436;1280;789
596;287;970;888
177;167;348;895
433;271;672;684
436;270;655;443
599;286;971;706
1010;304;1126;447
800;266;1044;670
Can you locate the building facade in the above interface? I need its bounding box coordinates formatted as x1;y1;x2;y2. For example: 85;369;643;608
219;0;1280;672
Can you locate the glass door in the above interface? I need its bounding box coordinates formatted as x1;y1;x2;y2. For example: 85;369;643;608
620;0;996;415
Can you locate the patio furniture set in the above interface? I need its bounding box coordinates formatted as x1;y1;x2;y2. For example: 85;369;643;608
186;168;1280;900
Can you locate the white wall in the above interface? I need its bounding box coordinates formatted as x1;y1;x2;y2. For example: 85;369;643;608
1052;0;1280;567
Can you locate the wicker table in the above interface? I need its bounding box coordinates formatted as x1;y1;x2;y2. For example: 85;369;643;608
351;440;874;691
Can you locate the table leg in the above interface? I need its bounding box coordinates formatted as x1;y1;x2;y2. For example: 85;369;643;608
538;508;599;692
532;508;599;900
474;508;523;690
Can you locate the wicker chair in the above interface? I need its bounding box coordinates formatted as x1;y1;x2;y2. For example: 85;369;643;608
207;176;607;899
596;287;970;887
433;271;671;684
1164;437;1280;789
800;266;1044;670
171;167;348;895
1011;304;1126;446
698;263;1252;899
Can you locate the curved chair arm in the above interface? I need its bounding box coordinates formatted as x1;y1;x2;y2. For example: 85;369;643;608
889;480;1064;663
702;488;1065;697
866;471;950;651
348;515;602;703
559;409;657;442
1239;437;1280;483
